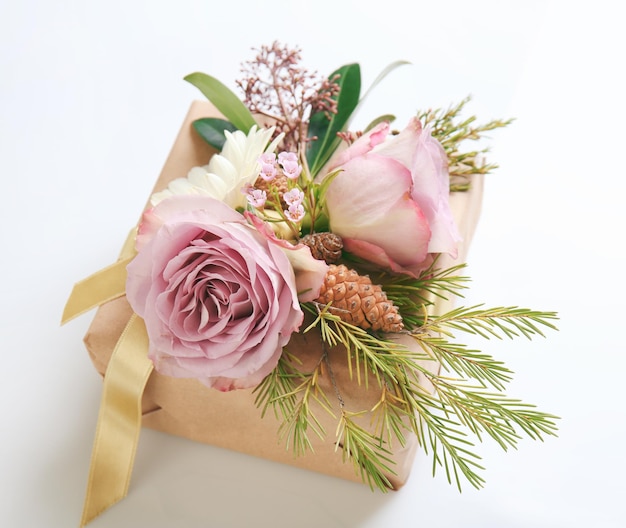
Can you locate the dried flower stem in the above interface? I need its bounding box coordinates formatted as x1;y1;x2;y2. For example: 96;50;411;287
237;41;339;154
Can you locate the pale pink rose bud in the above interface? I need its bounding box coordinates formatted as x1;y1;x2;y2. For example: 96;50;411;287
323;117;460;276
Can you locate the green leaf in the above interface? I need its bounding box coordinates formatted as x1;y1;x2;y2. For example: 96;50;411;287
184;72;257;133
347;60;410;130
192;118;238;151
306;63;361;177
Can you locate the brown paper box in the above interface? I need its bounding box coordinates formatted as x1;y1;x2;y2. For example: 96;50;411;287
83;101;484;489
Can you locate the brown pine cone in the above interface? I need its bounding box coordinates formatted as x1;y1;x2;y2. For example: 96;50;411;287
254;174;290;208
315;264;403;333
300;232;343;264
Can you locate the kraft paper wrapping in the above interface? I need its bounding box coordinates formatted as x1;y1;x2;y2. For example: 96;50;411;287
83;101;484;489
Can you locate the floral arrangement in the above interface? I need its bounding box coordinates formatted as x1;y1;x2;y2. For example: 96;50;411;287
75;42;560;495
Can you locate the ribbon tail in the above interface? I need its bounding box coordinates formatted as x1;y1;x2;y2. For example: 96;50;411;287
80;313;153;527
62;228;137;325
61;256;134;325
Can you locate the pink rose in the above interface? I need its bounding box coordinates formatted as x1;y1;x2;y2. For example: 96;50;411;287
126;194;305;391
324;118;460;275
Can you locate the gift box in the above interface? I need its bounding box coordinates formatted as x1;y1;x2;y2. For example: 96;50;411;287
81;100;484;491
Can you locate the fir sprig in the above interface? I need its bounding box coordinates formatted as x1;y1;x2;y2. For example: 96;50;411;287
423;305;559;340
382;261;470;302
381;261;470;327
411;390;487;490
413;334;513;390
336;410;397;491
303;302;407;388
253;351;334;456
268;293;561;492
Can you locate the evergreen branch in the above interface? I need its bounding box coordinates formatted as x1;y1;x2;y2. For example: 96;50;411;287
380;262;470;327
424;305;559;340
336;410;397;491
303;302;405;388
424;377;560;448
302;312;491;489
370;381;415;447
369;343;558;489
254;350;334;457
412;333;514;390
403;386;487;490
253;352;299;420
383;261;470;303
293;302;559;491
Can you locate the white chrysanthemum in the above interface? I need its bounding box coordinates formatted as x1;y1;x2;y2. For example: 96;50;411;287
151;125;284;209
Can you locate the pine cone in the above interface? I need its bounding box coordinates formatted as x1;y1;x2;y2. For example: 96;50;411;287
300;232;343;263
254;174;290;208
316;264;403;333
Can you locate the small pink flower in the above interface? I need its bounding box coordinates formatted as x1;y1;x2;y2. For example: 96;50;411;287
242;185;267;208
259;162;277;181
278;151;297;165
285;203;305;223
126;194;305;391
258;153;277;181
259;152;277;165
278;152;302;180
283;188;304;206
282;160;302;180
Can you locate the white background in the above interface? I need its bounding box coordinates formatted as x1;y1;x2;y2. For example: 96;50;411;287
2;1;625;527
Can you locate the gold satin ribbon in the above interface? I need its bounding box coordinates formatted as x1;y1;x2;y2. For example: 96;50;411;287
79;314;153;526
62;228;137;324
62;228;153;526
61;257;133;324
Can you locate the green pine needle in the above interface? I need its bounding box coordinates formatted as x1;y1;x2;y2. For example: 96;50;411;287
336;411;397;491
255;265;559;492
425;305;559;340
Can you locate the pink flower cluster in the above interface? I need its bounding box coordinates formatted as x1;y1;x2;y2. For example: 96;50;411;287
258;151;302;182
243;151;306;223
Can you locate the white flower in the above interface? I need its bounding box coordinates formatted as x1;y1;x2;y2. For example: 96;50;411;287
151;125;284;209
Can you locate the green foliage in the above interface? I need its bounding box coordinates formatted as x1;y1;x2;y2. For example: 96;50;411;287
184;72;257;133
381;260;471;327
363;114;396;132
336;411;396;491
192;117;238;150
253;351;333;457
306;63;361;177
347;60;409;130
424;305;559;341
256;269;559;493
301;168;342;234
